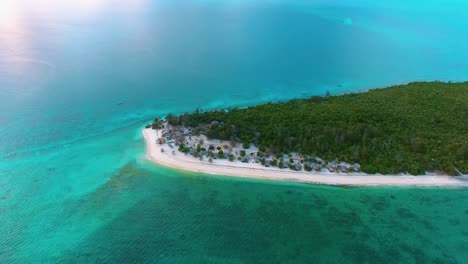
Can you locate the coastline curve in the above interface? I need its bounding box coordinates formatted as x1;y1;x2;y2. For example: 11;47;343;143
143;128;468;187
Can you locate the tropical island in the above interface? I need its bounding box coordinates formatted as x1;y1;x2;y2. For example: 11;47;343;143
143;82;468;186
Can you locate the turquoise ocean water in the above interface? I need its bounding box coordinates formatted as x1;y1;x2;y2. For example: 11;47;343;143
1;0;467;262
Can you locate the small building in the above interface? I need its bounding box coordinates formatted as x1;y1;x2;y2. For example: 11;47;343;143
327;161;337;172
294;162;302;171
313;163;322;171
182;128;192;135
338;162;350;173
353;163;361;172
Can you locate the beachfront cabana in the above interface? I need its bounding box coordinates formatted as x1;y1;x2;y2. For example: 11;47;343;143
338;162;351;173
294;163;303;171
353;163;361;172
313;163;322;171
327;161;337;172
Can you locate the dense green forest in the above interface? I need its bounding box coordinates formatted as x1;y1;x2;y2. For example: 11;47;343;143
166;82;468;175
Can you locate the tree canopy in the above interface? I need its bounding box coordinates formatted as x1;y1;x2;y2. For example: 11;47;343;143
168;82;468;175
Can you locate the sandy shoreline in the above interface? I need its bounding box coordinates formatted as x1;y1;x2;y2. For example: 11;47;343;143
142;128;468;187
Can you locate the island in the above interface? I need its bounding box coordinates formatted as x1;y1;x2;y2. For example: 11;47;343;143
143;82;468;186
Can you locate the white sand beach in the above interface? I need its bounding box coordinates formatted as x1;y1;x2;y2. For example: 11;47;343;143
143;128;468;187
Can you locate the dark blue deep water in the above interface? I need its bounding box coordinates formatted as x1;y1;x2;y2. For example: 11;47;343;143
1;0;467;263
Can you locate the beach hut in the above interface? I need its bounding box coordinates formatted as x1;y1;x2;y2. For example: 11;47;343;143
313;163;322;171
327;161;337;172
338;162;350;173
353;163;361;172
294;162;302;171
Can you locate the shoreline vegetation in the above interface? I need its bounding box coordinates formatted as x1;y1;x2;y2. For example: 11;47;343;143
143;82;468;186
